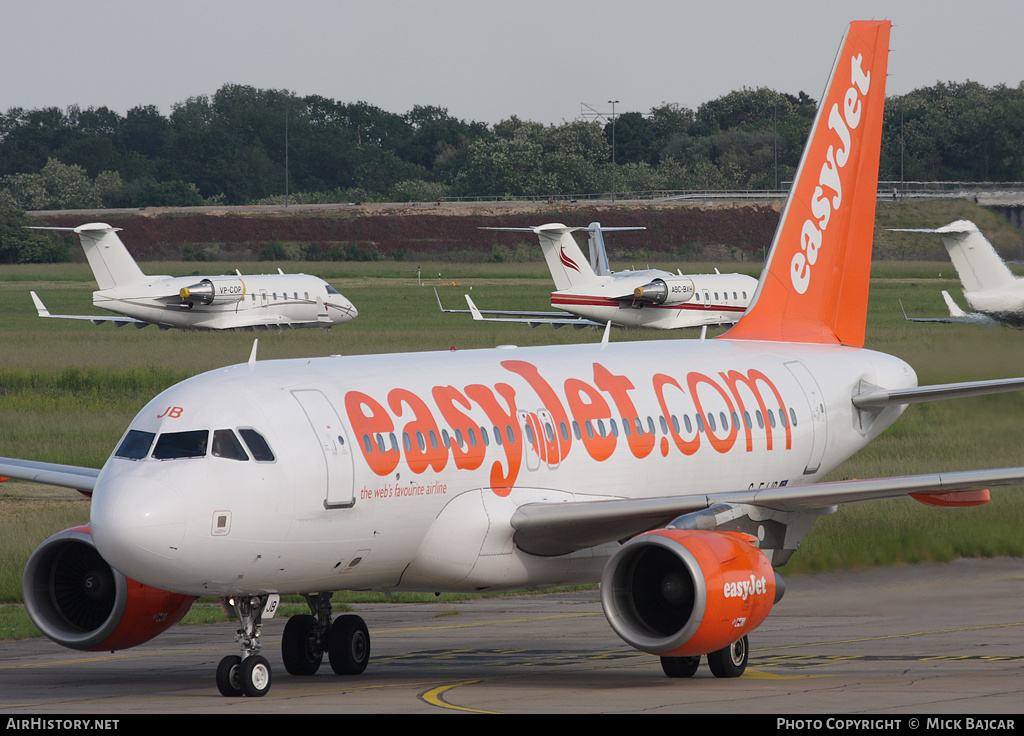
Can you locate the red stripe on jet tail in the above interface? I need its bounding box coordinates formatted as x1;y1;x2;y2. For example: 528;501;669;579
723;21;890;347
559;246;581;273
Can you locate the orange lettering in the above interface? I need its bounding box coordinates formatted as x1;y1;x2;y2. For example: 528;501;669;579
564;378;616;461
344;391;399;476
465;383;522;493
686;372;738;454
432;386;485;471
501;360;572;463
387;388;447;474
594;363;655;459
653;374;700;456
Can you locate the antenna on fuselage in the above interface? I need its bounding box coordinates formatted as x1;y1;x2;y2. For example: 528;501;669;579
248;339;259;366
601;321;612;349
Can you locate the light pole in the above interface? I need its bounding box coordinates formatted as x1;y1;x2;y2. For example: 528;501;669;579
608;100;619;203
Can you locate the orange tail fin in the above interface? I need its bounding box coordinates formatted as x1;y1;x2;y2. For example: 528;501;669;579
724;20;890;347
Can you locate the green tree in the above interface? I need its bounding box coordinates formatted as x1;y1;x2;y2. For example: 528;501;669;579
0;209;70;263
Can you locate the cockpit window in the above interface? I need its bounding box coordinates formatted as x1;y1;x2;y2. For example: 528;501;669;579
325;284;340;295
115;430;155;460
212;429;249;461
239;428;275;462
153;430;209;460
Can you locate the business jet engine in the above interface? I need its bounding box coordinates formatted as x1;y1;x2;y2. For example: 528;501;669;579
632;277;695;305
179;278;246;306
23;526;194;651
600;529;782;659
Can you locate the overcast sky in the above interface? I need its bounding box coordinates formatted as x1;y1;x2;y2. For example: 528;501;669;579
4;1;1022;125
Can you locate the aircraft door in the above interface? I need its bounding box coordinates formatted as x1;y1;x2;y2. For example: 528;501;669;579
537;409;561;469
292;389;355;508
517;410;541;471
703;289;711;308
785;361;828;475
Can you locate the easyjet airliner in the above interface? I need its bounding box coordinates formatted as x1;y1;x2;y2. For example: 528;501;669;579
4;21;1024;698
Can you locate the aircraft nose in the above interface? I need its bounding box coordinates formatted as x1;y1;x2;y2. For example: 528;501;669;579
334;299;358;323
90;476;187;584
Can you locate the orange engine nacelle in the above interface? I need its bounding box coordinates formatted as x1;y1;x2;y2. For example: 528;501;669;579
600;529;782;657
23;526;194;651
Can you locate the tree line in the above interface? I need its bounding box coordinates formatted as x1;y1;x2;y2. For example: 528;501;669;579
1;80;1022;211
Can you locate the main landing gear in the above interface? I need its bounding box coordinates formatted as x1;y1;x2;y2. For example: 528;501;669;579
659;635;749;679
216;592;371;698
281;592;370;677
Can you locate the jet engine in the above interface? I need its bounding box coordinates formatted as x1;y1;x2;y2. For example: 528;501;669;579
179;278;246;305
632;277;694;305
600;529;782;657
23;526;194;651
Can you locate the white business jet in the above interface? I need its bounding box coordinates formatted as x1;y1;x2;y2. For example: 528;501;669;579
6;21;1024;698
897;220;1024;326
438;222;757;328
29;223;357;330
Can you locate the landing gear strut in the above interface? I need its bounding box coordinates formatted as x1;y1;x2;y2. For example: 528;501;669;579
217;595;274;697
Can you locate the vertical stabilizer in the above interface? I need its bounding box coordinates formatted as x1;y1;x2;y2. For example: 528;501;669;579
934;221;1016;294
723;21;890;346
75;223;150;291
535;225;598;290
587;222;612;277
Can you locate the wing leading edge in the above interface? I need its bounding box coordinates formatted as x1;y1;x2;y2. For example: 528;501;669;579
514;375;1024;556
0;457;99;495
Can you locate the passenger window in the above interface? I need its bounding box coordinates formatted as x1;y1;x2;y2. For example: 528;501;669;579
789;408;798;427
153;430;209;460
115;430;155;460
239;428;276;462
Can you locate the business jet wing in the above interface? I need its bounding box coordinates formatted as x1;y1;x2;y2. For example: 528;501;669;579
434;288;602;328
30;292;149;328
899;292;998;325
0;456;99;495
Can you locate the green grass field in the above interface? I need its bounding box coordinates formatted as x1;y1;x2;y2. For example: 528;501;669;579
2;251;1023;638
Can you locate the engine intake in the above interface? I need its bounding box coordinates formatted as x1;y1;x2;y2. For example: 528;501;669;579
632;277;694;305
23;526;194;651
600;529;781;657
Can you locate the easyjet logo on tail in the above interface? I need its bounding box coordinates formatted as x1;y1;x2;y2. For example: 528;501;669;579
790;53;872;295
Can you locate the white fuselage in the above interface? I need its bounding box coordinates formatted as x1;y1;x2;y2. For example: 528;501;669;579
88;337;915;598
963;283;1024;326
95;273;357;329
553;271;757;329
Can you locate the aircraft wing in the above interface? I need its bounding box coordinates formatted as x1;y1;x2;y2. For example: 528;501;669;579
898;294;998;325
0;457;99;495
31;292;149;328
435;289;602;328
511;466;1024;556
513;374;1024;555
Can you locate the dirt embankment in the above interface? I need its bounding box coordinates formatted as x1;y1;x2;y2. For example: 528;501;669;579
34;201;783;263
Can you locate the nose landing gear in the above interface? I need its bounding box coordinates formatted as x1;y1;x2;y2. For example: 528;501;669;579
216;594;278;697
